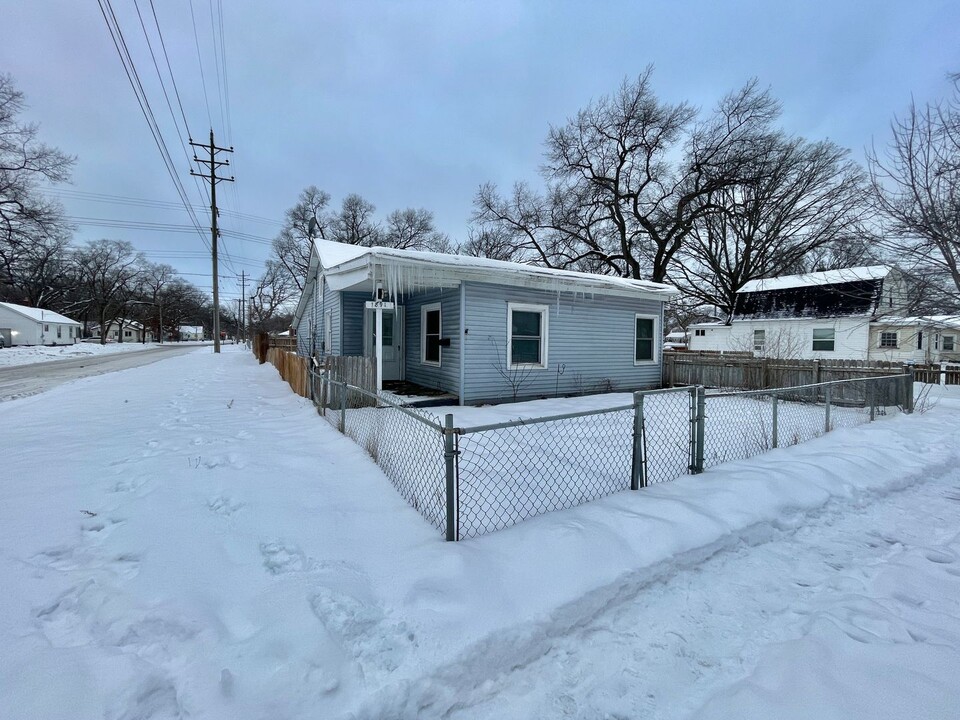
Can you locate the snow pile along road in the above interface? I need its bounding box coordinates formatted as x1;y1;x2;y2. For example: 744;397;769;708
0;341;169;368
1;347;958;719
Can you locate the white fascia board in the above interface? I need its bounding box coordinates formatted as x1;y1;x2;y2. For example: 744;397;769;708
326;266;373;292
329;255;675;301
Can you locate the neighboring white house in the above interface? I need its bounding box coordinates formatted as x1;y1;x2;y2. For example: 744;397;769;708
868;315;960;364
0;301;81;347
178;325;204;341
91;319;153;343
685;266;956;362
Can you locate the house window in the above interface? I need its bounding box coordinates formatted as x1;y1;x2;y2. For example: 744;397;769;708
944;335;956;352
879;331;898;349
44;324;49;332
323;311;332;353
812;328;835;352
635;315;658;363
124;330;132;338
57;326;62;338
421;303;442;366
753;329;766;353
508;303;548;368
917;331;924;350
695;328;706;337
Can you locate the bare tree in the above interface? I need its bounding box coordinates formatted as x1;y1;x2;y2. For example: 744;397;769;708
461;225;526;262
0;73;75;302
74;240;144;344
330;193;380;246
271;185;331;293
867;74;960;296
675;136;871;317
249;259;297;333
382;207;452;251
473;69;780;282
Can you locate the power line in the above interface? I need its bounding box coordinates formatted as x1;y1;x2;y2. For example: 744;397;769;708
188;0;213;127
96;0;210;252
45;187;282;227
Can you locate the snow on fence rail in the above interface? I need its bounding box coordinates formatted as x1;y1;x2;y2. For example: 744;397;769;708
305;367;913;540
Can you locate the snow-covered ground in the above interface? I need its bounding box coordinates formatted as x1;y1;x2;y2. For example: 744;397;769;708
2;346;959;719
0;341;170;367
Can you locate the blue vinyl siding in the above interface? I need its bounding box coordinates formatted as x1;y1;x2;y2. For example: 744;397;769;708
297;274;341;357
322;280;341;355
402;288;461;395
462;282;662;404
340;292;367;356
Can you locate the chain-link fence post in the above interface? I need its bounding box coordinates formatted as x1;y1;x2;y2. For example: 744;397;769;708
905;368;915;414
824;384;832;434
320;372;326;416
339;381;347;433
631;391;645;490
771;392;779;449
696;386;706;473
689;386;705;474
868;379;876;421
443;414;458;541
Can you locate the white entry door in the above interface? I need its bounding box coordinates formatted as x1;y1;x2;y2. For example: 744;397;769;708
366;307;404;382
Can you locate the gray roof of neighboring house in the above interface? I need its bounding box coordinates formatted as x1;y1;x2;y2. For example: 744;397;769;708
733;266;891;320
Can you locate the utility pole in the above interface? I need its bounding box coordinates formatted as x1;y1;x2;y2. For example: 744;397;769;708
238;270;247;342
190;129;234;354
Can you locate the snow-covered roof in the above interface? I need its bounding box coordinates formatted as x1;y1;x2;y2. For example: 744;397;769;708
733;266;891;320
0;301;80;326
313;239;677;298
874;315;960;330
739;266;891;293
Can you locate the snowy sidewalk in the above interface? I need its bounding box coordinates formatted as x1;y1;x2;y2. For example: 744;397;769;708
1;347;959;719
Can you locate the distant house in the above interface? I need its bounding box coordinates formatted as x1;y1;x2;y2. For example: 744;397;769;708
291;239;677;405
663;329;689;351
91;319;153;343
687;266;958;363
0;301;81;347
178;325;204;341
868;315;960;364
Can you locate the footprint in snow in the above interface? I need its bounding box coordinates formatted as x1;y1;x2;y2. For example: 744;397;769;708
260;541;316;574
208;495;244;517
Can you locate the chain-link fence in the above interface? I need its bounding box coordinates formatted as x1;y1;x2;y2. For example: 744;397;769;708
307;367;912;541
311;370;449;534
454;404;635;538
701;374;910;469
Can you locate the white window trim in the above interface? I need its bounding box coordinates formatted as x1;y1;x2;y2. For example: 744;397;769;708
507;302;549;370
421;302;442;367
323;310;332;354
634;313;659;365
878;331;898;349
812;327;836;352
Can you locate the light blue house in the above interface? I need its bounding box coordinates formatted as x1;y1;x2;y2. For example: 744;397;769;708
292;240;677;405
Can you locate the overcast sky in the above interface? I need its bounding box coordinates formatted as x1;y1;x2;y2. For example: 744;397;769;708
4;0;958;306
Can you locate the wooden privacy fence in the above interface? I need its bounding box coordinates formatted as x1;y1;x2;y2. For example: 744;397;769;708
912;363;960;386
266;348;310;398
663;352;919;391
323;355;376;393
